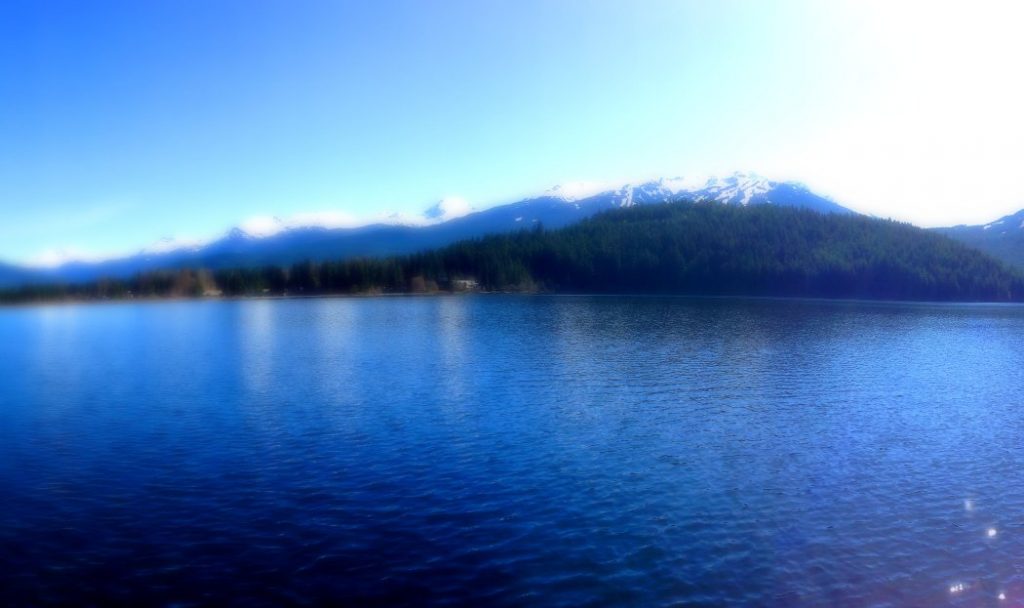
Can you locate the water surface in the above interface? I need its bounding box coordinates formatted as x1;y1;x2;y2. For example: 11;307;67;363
2;296;1023;606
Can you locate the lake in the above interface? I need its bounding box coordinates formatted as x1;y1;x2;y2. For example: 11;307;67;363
1;295;1023;606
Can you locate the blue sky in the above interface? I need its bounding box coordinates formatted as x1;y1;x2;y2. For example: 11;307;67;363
2;1;1024;264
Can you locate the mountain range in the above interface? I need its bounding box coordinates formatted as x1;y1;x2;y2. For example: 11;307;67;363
0;173;852;287
5;171;1024;289
933;209;1024;269
8;199;1021;304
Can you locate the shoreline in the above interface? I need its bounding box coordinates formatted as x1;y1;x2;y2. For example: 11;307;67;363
3;290;1024;310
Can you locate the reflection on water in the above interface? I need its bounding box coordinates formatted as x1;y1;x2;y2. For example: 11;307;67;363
2;296;1024;606
238;299;277;395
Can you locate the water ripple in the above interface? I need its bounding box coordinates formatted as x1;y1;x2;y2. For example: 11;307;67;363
1;296;1024;605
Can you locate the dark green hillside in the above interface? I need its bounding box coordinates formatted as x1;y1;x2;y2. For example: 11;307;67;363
414;202;1022;301
935;209;1024;270
4;201;1023;303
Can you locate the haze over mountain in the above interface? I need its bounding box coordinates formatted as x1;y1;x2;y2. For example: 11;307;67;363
0;173;851;288
934;210;1024;270
7;199;1022;305
0;263;33;288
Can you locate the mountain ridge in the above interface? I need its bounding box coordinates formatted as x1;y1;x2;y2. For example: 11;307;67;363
6;201;1021;304
2;172;852;287
933;209;1024;269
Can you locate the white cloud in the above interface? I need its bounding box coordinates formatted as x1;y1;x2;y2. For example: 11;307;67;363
237;201;476;239
543;181;616;202
141;236;207;255
25;247;112;268
423;196;474;221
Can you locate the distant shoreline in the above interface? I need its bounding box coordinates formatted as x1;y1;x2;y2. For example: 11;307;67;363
4;289;1024;310
0;289;476;308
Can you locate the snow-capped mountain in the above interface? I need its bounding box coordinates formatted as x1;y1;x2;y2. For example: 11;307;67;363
1;172;853;287
543;173;845;213
934;208;1024;269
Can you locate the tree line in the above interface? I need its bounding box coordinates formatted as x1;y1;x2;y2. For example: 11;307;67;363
3;201;1023;303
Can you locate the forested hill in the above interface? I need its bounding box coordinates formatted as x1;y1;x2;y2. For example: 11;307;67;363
4;201;1023;303
421;202;1022;301
934;208;1024;270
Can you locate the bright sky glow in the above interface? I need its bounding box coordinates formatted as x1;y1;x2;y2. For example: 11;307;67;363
2;0;1023;263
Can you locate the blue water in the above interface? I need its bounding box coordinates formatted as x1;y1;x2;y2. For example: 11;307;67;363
2;296;1024;606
